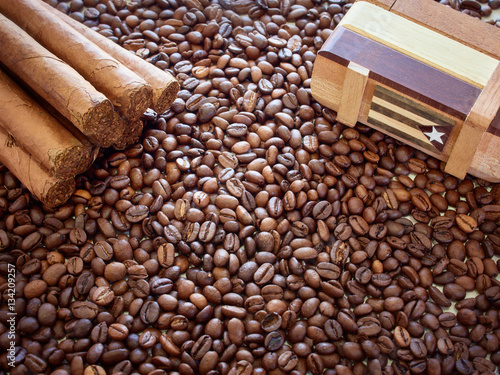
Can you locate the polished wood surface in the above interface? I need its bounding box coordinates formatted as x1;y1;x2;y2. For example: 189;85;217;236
445;64;500;179
319;27;481;120
338;1;499;89
362;0;396;9
388;0;500;59
368;86;454;153
337;62;370;127
311;2;500;182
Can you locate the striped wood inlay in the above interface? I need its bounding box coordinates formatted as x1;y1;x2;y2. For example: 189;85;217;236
368;86;454;153
318;27;481;120
337;1;499;89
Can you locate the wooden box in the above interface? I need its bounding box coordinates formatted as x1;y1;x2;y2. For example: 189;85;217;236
311;0;500;182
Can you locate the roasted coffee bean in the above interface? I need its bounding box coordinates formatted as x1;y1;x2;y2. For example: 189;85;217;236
254;263;274;284
2;4;499;375
94;241;113;261
71;301;99;319
394;326;411;348
92;286;115;305
316;262;341;279
278;351;298;371
157;243;175;267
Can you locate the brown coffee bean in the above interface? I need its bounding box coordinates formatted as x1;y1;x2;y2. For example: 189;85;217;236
316;262;341;279
394;326;411;348
253;263;275;285
125;205;149;222
157;243;175;267
108;323;129;341
94;241;113;261
71;301;98;319
456;214;477;233
261;313;282;332
278;351;298;371
92;286;115;305
293;247;317;260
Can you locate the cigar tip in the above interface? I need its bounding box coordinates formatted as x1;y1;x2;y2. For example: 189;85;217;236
113;119;144;151
85;99;115;146
127;85;154;120
155;79;181;114
53;145;98;178
43;178;76;208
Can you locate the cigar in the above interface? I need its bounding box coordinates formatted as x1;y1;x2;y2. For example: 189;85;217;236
0;0;154;120
111;113;144;151
0;68;98;178
0;14;117;147
43;1;180;114
0;128;75;208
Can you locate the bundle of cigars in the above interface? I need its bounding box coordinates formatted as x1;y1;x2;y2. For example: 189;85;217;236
0;0;179;208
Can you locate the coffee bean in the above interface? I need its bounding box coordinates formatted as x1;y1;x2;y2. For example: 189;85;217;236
293;247;317;260
157;243;175;267
254;263;274;285
92;286;115;305
278;351;298;371
394;326;411;348
456;213;478;233
125;205;149;222
42;263;67;285
71;301;99;319
94;241;113;261
316;262;341;279
3;3;499;375
25;354;47;373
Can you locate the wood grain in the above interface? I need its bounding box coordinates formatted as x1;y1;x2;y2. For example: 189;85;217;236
311;56;460;161
471;132;500;182
361;0;396;10
368;86;454;153
337;62;370;127
312;56;500;182
310;54;343;112
338;1;499;88
372;86;454;127
319;27;481;119
389;0;500;59
487;109;500;137
445;64;500;179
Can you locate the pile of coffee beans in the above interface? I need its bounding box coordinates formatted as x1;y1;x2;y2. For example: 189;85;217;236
1;0;500;374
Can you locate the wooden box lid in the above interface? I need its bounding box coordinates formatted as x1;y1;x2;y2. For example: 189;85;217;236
312;0;500;182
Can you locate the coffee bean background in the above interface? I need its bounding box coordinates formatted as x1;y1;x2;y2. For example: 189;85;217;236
1;0;500;374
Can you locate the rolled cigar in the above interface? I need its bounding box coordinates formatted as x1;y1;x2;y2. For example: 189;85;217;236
0;68;98;178
0;0;153;120
0;14;116;147
0;128;75;208
112;113;144;151
43;1;180;114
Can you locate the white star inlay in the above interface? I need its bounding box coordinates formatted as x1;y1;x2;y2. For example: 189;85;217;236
423;126;445;144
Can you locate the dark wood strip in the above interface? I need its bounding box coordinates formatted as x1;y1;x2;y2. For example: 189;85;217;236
487;109;500;137
373;86;455;128
367;116;438;152
371;102;428;131
319;27;481;120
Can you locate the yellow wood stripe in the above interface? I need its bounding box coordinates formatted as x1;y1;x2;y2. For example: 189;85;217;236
338;1;499;89
337;61;370;127
368;110;432;145
372;96;442;128
445;63;500;179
